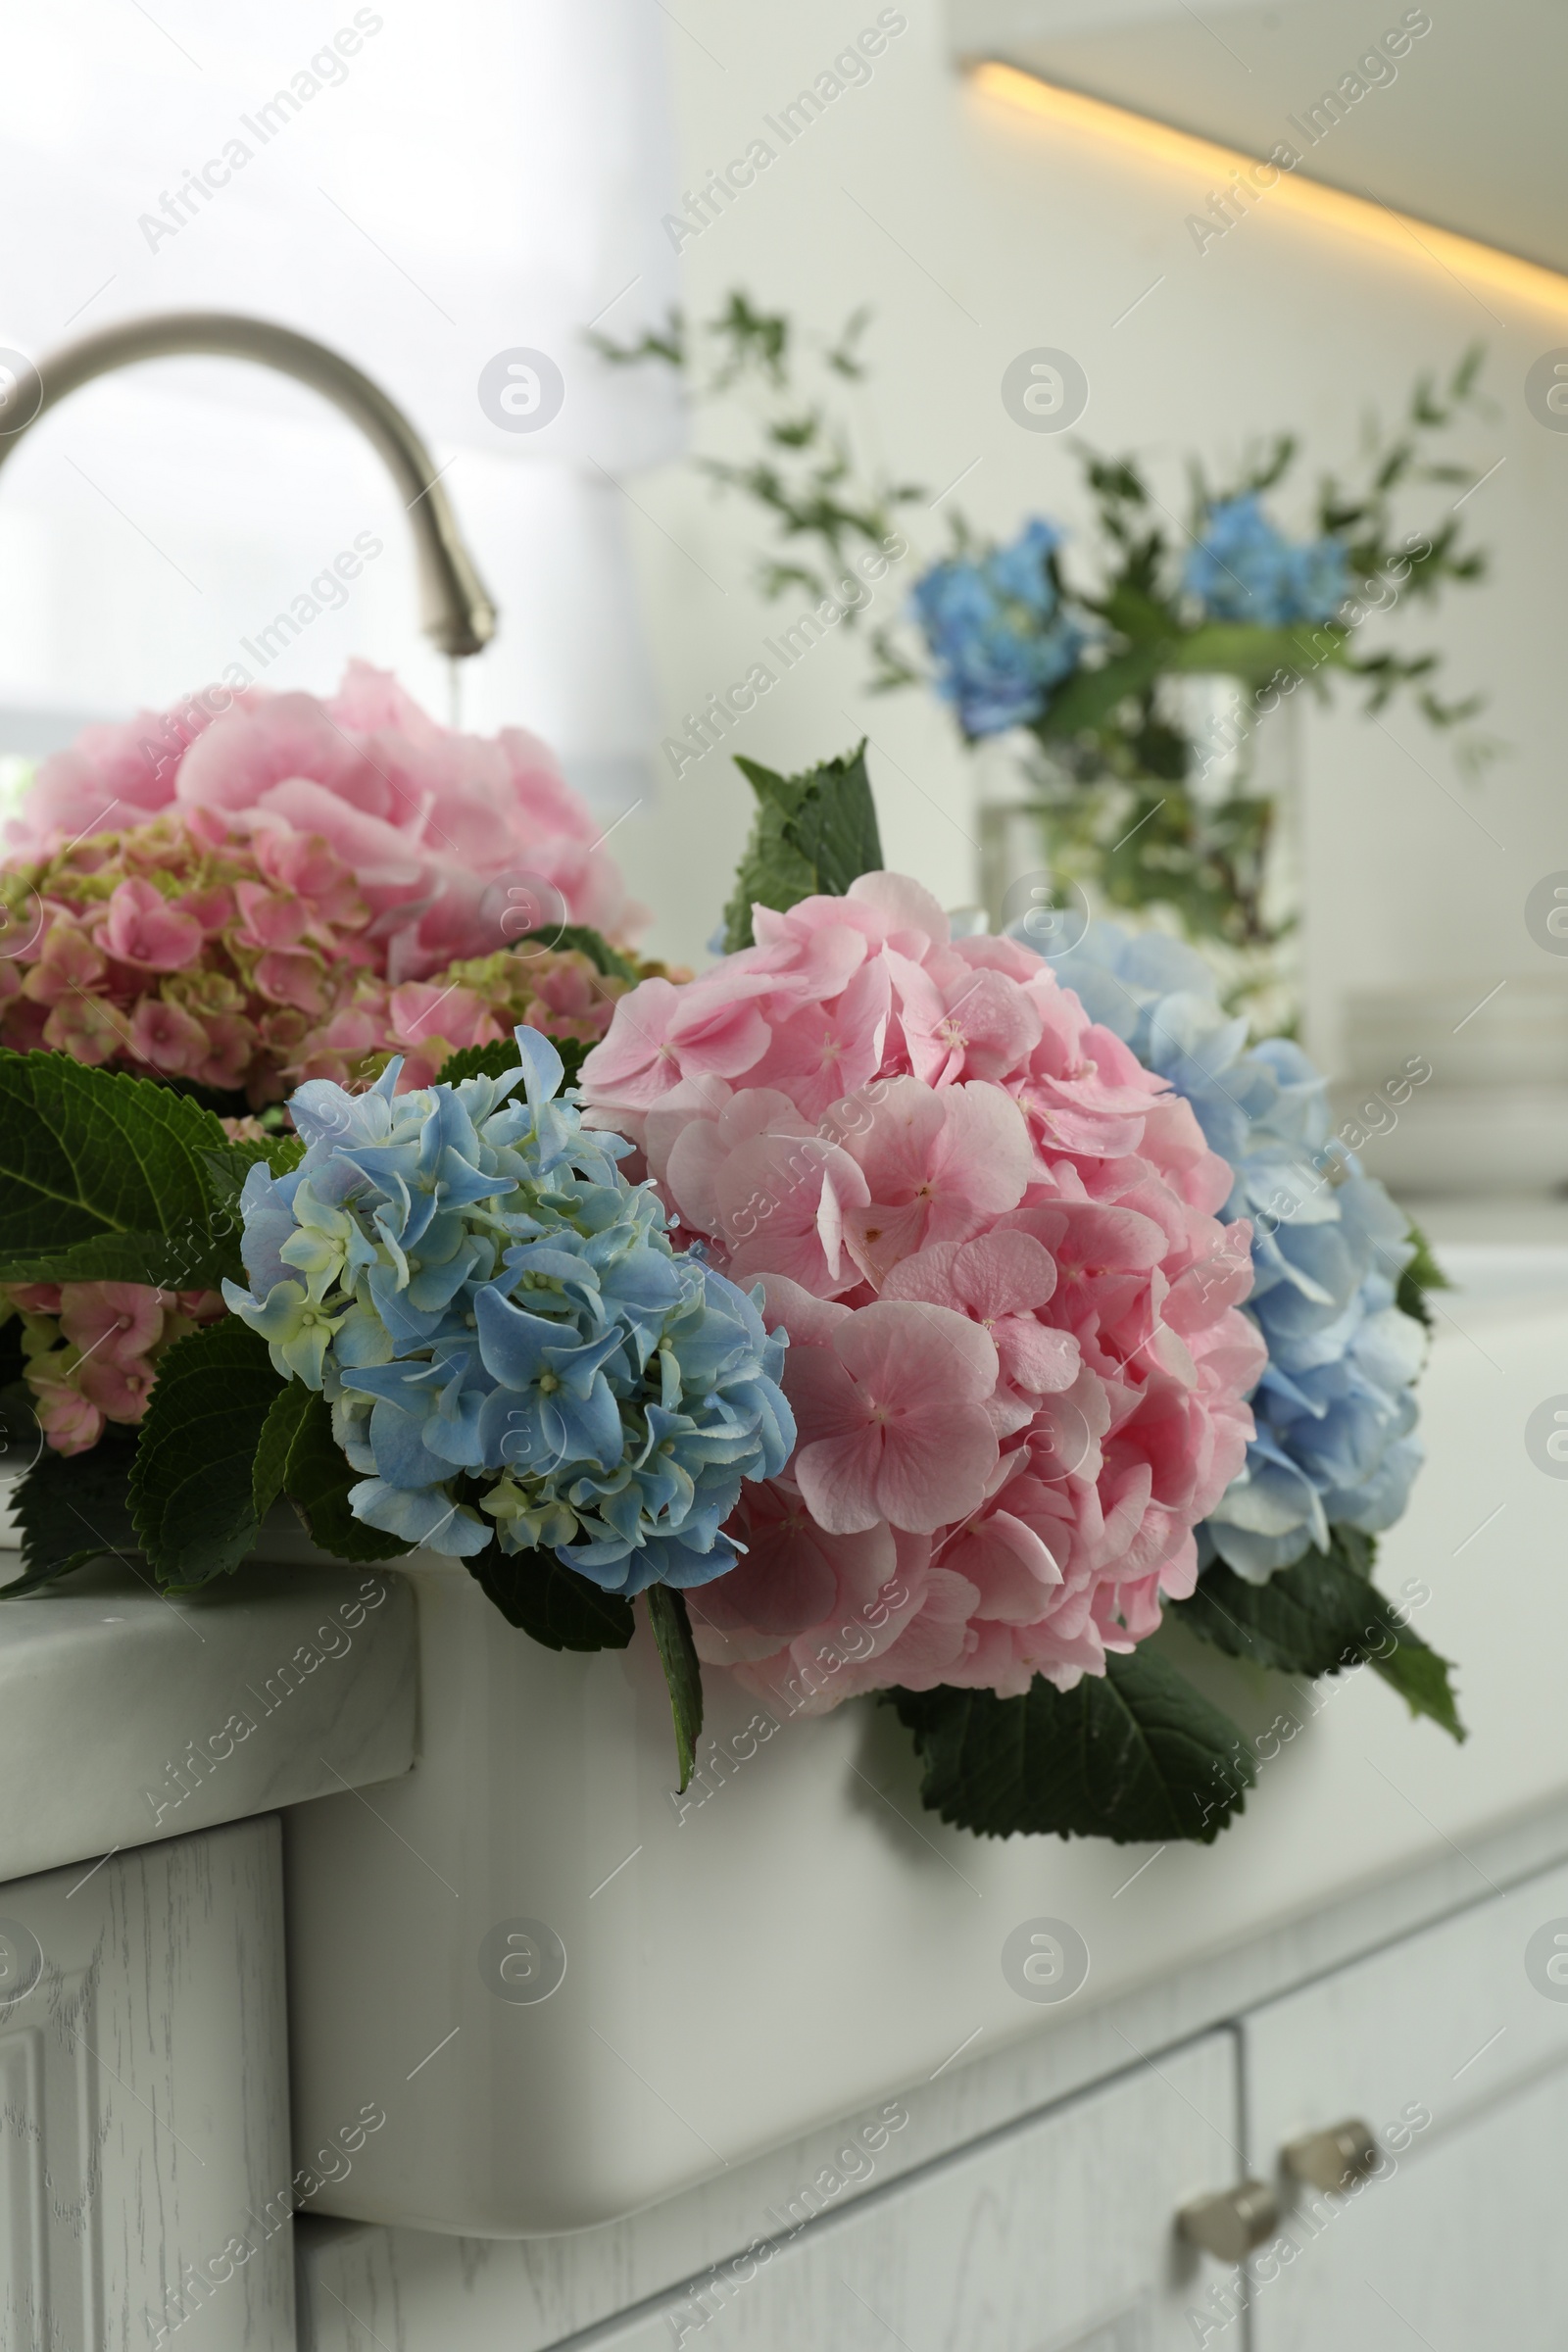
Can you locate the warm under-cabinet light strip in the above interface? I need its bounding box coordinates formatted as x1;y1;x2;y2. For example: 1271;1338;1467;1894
969;57;1568;317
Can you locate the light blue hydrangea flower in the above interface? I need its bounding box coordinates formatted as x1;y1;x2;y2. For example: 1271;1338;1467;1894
223;1029;795;1593
1183;492;1349;629
910;517;1088;738
1050;922;1424;1583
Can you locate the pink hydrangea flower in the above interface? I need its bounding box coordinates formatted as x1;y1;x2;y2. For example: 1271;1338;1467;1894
3;1280;228;1458
100;877;205;971
171;664;634;980
127;994;209;1073
21;918;106;1003
76;1352;158;1423
30;1377;105;1456
583;872;1266;1703
5;694;232;854
58;1282;167;1366
773;1286;1002;1534
2;668;648;1106
7;1284;62;1314
11;662;639;984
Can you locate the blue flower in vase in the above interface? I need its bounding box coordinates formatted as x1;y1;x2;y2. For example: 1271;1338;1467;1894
1184;493;1350;628
911;517;1088;738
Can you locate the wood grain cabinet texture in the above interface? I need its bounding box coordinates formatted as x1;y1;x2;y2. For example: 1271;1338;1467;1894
0;1818;293;2352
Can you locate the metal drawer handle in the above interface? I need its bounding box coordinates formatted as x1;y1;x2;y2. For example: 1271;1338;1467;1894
1177;2180;1280;2263
1282;2118;1380;2194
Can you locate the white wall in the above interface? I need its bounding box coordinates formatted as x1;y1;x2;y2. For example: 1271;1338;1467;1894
610;0;1567;1080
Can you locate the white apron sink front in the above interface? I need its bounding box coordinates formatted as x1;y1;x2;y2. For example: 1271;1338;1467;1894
279;1242;1568;2235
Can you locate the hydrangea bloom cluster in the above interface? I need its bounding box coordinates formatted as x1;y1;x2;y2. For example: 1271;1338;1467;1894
289;944;657;1093
0;668;653;1104
0;811;381;1096
1182;493;1349;629
222;1030;794;1592
579;873;1265;1707
909;519;1089;739
1053;921;1424;1581
1;1280;225;1455
7;662;638;980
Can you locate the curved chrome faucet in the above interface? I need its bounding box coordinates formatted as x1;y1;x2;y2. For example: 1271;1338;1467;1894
0;312;497;659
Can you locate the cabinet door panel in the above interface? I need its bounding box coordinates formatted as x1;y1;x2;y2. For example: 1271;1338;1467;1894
1241;1857;1568;2352
564;2034;1237;2352
0;1820;293;2352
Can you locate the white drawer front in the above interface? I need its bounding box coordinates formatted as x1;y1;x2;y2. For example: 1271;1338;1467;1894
1236;1856;1568;2351
564;2033;1237;2352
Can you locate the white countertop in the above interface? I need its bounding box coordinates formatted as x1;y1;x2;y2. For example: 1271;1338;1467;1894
0;1538;416;1882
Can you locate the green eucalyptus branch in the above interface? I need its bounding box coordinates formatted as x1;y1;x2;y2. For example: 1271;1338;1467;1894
592;293;926;615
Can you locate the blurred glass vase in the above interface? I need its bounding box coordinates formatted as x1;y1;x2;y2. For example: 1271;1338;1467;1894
976;681;1304;1033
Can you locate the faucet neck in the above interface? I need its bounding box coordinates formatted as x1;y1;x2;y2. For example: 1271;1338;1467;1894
0;312;496;660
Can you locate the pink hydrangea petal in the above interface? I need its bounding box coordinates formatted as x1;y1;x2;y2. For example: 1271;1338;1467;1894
747;956;892;1119
793;1427;892;1535
831;1298;998;1408
756;1272;852;1348
840;1199;932;1291
58;1281;165;1362
716;1133;870;1297
861;1403;999;1532
77;1351;158;1422
995;1318;1082;1395
101;878;205;971
846;870;950;947
845;1565;981;1691
645;1075;734;1190
695;1485;897;1644
946;1507;1063;1617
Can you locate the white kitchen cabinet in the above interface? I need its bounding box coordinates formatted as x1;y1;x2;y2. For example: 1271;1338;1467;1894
1235;1857;1568;2352
297;1837;1568;2352
303;2033;1242;2352
0;1532;419;2352
0;1817;292;2352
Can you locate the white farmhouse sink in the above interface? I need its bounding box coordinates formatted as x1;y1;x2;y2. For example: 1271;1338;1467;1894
270;1243;1568;2235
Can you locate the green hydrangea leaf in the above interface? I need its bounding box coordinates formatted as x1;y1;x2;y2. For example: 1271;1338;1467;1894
0;1048;236;1289
128;1318;287;1589
722;743;884;950
1396;1217;1449;1328
272;1388;415;1562
466;1540;634;1649
1172;1530;1464;1741
0;1430;140;1597
1163;619;1351;683
777;741;883;897
1371;1638;1466;1741
199;1137;306;1284
885;1647;1255;1843
252;1379;316;1522
1032;642;1169;742
645;1584;705;1792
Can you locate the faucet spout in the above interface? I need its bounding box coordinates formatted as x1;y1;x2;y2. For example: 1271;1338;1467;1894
0;312;497;659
